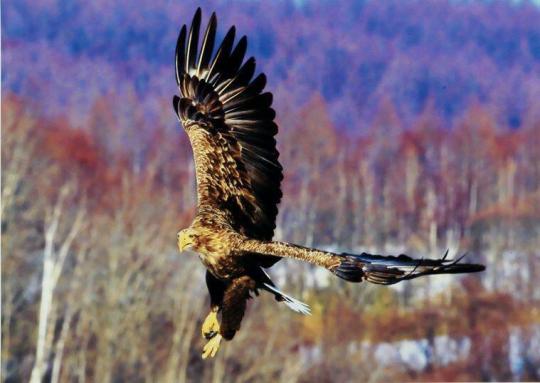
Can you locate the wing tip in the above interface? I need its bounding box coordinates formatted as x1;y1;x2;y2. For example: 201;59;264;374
193;7;202;22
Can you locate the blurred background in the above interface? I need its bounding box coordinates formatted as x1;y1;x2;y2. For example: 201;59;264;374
2;0;540;382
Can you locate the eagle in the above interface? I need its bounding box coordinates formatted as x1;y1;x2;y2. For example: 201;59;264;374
173;8;485;359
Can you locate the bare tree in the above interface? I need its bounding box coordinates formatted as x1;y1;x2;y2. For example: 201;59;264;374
29;186;85;383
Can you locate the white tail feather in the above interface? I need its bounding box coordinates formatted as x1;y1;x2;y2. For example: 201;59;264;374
263;283;311;315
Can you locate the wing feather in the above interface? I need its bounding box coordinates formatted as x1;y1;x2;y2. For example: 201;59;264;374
186;8;201;74
207;26;236;84
197;12;217;76
173;9;283;260
175;25;187;85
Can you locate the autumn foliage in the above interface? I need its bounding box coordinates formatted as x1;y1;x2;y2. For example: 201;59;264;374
3;87;540;382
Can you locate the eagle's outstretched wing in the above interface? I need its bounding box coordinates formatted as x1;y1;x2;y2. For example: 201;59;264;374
173;9;283;255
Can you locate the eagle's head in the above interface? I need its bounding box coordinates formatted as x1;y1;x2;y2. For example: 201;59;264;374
177;228;195;252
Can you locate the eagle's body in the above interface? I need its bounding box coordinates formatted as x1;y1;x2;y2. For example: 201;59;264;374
173;9;485;359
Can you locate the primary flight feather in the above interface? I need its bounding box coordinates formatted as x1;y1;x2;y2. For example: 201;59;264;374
173;8;485;359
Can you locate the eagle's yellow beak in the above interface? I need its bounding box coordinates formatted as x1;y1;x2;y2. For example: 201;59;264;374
177;229;193;252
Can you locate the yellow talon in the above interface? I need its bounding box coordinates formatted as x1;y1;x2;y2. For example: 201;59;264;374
201;310;220;339
202;334;222;359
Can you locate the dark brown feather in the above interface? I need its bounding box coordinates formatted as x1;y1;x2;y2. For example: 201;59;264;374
197;12;217;76
186;9;201;73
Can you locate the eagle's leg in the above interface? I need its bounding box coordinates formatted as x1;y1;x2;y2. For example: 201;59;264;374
201;276;255;359
201;306;220;339
203;271;226;340
219;276;255;340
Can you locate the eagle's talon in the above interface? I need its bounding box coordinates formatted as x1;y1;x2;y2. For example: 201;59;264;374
201;310;220;339
202;334;222;359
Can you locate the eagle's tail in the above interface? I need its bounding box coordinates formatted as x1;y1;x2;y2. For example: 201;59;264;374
262;283;311;315
333;250;485;285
